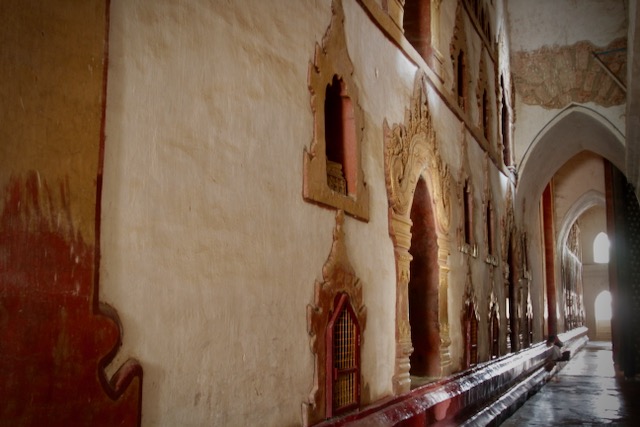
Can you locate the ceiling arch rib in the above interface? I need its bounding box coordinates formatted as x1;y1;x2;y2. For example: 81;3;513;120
556;189;606;258
516;105;625;224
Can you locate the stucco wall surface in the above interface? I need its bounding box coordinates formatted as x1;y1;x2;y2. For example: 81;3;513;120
0;0;105;241
97;0;531;425
101;0;408;425
508;0;627;52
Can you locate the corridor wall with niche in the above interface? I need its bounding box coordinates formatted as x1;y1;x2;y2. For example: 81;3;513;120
409;177;441;379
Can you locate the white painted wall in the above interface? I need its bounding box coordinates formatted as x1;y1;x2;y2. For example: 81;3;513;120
508;0;627;52
97;0;548;425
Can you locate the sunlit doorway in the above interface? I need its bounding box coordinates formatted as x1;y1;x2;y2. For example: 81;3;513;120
594;290;612;341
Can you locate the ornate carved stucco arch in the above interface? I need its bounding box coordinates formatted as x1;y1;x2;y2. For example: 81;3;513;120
383;71;453;394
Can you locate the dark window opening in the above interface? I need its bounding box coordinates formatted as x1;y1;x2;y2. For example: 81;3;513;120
486;202;493;255
490;308;500;359
409;178;441;378
464;303;479;368
403;0;431;59
482;89;489;139
501;77;511;167
463;181;472;245
325;75;357;196
457;51;466;109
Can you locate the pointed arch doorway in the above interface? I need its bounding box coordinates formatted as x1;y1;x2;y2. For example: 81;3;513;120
408;177;441;379
383;71;453;394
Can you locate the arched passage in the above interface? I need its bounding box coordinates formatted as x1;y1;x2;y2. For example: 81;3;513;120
515;106;624;338
595;290;612;340
383;71;453;393
516;106;625;226
408;177;440;378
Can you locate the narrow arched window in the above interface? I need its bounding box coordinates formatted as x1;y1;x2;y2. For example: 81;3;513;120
594;290;612;340
463;181;473;246
490;307;499;359
595;290;612;322
486;201;493;255
593;232;610;264
457;51;466;109
326;293;360;418
403;0;431;59
482;89;489;139
464;302;479;368
501;76;511;167
325;75;357;197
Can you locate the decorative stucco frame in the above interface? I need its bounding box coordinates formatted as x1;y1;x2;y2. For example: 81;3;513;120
303;0;370;221
450;1;469;111
303;210;367;426
461;265;479;368
457;134;477;257
476;52;492;144
482;154;499;266
383;71;452;394
488;288;501;359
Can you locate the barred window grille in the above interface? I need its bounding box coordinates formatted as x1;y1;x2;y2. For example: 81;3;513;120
465;303;479;368
326;293;360;418
490;309;500;359
470;310;479;366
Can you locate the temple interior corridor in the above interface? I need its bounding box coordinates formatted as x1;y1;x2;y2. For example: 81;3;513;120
501;341;640;426
2;0;640;425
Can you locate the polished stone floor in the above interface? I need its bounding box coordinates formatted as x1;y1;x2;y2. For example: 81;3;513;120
500;341;640;426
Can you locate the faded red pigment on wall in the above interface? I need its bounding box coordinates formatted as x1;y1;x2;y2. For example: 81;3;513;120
0;0;142;423
0;174;142;426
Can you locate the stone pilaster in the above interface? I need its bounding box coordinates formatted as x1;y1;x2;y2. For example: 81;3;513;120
390;212;414;394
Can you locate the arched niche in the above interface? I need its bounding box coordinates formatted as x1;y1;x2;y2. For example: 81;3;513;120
383;71;453;394
408;177;441;379
515;107;623;341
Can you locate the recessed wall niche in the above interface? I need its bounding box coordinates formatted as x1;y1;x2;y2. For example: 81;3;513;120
303;0;369;221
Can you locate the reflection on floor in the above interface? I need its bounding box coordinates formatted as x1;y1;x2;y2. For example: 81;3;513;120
500;341;640;426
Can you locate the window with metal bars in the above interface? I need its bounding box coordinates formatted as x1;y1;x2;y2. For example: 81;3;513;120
464;303;479;368
325;293;360;418
490;308;500;359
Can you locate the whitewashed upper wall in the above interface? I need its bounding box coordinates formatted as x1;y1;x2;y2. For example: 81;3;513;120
508;0;627;52
100;0;520;425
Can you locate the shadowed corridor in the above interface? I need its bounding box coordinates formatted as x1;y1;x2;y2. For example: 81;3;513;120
500;341;640;426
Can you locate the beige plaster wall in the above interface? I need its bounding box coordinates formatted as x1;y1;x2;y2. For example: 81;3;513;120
0;0;106;241
100;0;413;425
100;0;518;425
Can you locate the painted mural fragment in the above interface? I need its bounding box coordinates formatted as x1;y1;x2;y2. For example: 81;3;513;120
0;173;141;427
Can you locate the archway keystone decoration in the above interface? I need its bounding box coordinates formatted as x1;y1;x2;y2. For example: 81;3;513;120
383;71;452;394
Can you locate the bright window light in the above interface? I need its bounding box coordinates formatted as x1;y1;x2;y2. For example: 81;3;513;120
593;232;610;264
595;290;612;322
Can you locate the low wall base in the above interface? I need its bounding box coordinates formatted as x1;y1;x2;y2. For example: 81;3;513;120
315;327;589;427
